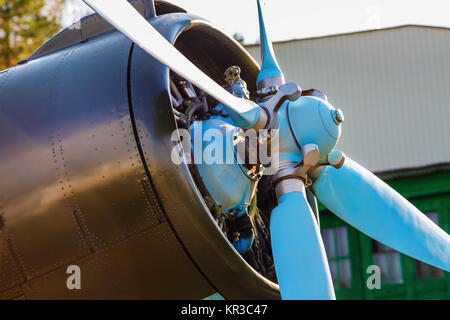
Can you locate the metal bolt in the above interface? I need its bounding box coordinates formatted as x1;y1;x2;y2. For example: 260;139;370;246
333;109;344;125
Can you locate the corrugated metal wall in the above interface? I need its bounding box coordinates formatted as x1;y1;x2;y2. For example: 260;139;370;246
245;26;450;172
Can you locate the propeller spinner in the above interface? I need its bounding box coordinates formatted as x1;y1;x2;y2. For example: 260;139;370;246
83;0;450;300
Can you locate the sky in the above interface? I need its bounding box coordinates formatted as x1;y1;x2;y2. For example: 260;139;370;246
63;0;450;44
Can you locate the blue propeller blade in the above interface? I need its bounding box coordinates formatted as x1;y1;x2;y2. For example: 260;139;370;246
312;157;450;272
270;192;336;299
256;0;285;86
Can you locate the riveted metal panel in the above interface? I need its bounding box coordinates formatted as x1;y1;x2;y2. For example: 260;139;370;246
0;235;24;292
21;252;114;299
95;224;216;299
0;56;92;280
0;13;221;299
20;224;215;299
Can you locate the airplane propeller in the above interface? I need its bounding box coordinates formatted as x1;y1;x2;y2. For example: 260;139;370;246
83;0;450;300
312;156;450;272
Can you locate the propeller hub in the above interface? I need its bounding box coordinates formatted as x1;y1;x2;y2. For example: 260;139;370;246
287;96;342;160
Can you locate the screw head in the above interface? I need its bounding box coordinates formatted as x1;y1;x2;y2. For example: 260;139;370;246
333;109;344;125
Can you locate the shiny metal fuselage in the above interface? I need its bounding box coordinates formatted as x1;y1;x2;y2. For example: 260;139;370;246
0;8;279;299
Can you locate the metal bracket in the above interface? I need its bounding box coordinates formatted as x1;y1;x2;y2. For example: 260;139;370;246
252;82;301;130
272;144;320;198
326;149;346;169
256;85;279;99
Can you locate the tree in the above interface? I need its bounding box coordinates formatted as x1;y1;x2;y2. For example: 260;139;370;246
0;0;65;70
